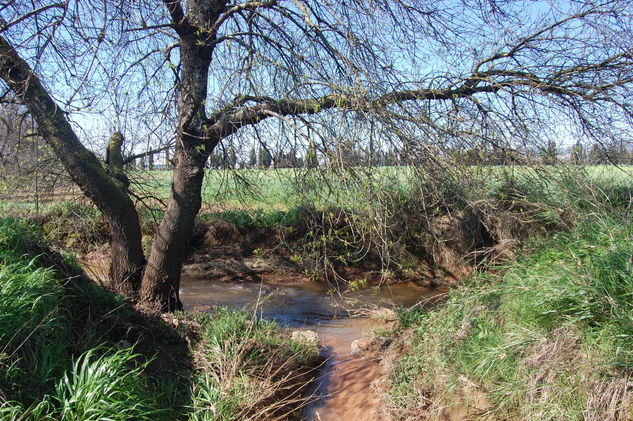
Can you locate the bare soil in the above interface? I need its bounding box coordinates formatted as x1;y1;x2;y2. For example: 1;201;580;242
183;219;452;288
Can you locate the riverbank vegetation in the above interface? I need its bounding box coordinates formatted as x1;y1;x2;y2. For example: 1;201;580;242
3;165;631;418
0;218;320;420
3;165;630;285
386;192;633;419
1;165;632;419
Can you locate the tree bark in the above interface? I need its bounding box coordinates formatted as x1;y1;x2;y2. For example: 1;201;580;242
0;36;146;297
138;25;216;311
139;148;207;311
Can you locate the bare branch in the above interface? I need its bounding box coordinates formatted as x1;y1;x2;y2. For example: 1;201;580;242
211;0;278;34
0;3;66;34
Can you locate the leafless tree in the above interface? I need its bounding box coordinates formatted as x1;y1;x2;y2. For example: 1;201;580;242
0;0;631;310
0;102;70;206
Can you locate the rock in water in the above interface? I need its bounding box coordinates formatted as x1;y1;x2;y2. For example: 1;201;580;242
350;338;371;355
291;330;319;346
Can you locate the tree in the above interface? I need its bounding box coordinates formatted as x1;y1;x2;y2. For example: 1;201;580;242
572;141;587;165
248;147;257;167
0;1;631;310
260;144;273;168
543;140;559;165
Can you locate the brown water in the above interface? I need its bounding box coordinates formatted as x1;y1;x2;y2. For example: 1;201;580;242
180;277;442;420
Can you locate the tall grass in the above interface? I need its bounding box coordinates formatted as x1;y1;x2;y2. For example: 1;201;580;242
188;308;321;421
2;166;631;281
0;218;321;420
0;219;69;407
127;165;631;207
388;208;633;419
0;218;158;419
53;348;158;421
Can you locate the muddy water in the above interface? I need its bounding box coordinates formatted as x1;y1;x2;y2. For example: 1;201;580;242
180;277;442;421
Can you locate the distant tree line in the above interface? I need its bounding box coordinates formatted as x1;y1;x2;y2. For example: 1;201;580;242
585;143;633;165
202;142;404;169
199;140;633;169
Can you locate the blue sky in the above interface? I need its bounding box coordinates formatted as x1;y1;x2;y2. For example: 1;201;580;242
1;1;631;160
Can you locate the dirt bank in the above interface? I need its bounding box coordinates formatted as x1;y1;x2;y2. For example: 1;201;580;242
181;210;509;288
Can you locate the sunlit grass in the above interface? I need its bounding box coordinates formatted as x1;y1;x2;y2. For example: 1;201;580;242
388;211;633;419
0;218;321;420
132;165;633;206
187;308;321;420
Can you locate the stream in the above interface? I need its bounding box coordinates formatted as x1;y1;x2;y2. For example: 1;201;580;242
179;277;442;420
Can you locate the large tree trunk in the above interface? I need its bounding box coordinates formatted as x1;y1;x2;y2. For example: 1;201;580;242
0;36;146;296
138;27;215;311
139;149;207;311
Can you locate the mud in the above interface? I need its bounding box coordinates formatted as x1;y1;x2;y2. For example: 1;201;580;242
185;219;447;288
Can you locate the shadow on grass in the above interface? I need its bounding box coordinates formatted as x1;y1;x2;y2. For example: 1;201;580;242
0;218;195;419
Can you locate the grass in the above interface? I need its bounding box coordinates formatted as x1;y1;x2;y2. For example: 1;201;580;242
1;164;631;418
2;164;631;283
187;308;321;421
387;209;633;420
135;165;632;206
3;165;631;212
0;218;321;420
53;348;159;421
2;165;631;233
0;217;169;419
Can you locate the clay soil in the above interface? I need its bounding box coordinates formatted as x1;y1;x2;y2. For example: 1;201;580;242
182;219;448;288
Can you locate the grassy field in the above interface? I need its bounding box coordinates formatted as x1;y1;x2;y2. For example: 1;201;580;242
2;164;631;214
137;165;629;202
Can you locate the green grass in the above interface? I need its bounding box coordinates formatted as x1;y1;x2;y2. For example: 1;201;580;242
187;308;321;421
3;165;631;214
2;165;631;237
126;166;633;257
128;165;631;206
0;218;160;419
131;168;302;210
0;218;320;420
52;348;159;421
388;210;633;419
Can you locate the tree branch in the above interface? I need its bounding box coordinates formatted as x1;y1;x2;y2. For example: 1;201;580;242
211;0;278;34
473;9;598;73
0;33;145;208
123;144;173;165
162;0;192;35
206;84;503;139
0;3;66;34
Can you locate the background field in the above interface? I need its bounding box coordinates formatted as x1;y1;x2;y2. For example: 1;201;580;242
3;165;631;212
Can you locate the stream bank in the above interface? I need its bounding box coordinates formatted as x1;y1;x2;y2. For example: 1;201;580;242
179;277;445;420
380;213;633;420
1;218;325;420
